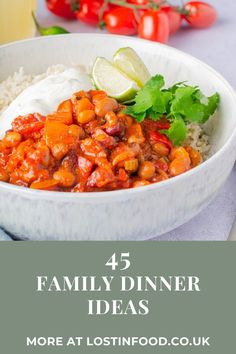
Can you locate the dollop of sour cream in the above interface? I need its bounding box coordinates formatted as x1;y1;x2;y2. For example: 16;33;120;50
0;68;92;137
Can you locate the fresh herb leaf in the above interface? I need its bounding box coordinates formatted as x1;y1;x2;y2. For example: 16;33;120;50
124;106;146;122
162;118;187;146
202;93;220;123
123;75;165;116
123;74;220;146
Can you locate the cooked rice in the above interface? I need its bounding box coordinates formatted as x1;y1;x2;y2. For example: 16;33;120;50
0;67;211;159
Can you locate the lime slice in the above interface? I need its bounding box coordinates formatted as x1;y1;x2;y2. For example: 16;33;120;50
92;57;139;102
113;47;151;88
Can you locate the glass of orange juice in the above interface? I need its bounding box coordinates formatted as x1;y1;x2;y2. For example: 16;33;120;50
0;0;37;45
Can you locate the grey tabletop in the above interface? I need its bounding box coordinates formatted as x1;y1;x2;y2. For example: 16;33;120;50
0;0;235;241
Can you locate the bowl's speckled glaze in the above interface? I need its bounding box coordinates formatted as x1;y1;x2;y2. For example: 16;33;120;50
0;34;236;240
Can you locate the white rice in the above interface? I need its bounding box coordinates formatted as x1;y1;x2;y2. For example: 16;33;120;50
0;67;211;159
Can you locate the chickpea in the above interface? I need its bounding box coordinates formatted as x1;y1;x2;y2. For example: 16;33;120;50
89;90;106;97
72;90;90;101
51;143;69;160
76;97;94;112
95;98;118;117
39;145;51;167
169;158;191;177
0;168;9;182
133;180;150;188
185;146;202;167
138;161;155;180
77;110;96;124
127;124;145;144
91;92;107;105
68;125;85;139
121;114;133;128
153;142;169;156
124;159;139;173
3;131;22;148
169;147;190;161
53;170;76;188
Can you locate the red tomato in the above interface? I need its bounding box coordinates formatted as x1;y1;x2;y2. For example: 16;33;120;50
138;10;169;43
104;7;137;35
77;0;113;26
161;5;182;34
46;0;77;19
183;1;217;28
128;0;148;4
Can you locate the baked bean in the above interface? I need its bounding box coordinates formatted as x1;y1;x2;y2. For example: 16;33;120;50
68;124;85;139
91;92;108;105
127;123;145;144
51;143;69;160
153;142;169;156
72;90;90;101
185;146;202;167
39;145;51;167
76;97;94;112
169;158;191;176
53;170;76;187
3;131;22;148
169;147;190;161
77;110;96;124
138;161;155;180
95;98;118;117
124;159;139;173
133;180;150;188
117;113;133;128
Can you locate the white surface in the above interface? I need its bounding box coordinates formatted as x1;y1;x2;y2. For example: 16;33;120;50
0;34;236;241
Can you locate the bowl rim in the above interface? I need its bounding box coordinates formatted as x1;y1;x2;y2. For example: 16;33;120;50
0;33;236;201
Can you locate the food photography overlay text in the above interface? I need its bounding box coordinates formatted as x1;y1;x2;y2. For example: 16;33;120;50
0;242;235;353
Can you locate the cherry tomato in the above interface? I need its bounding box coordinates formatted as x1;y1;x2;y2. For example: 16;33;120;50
138;10;169;43
104;7;137;35
161;5;182;34
46;0;77;19
77;0;113;26
183;1;217;28
128;0;148;4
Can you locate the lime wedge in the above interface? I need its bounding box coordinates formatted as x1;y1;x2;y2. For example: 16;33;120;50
92;57;139;102
113;47;151;88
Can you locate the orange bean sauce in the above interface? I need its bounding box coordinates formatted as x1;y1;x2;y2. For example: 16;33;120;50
0;90;202;192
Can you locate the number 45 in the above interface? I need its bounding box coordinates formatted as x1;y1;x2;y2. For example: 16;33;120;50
105;253;130;271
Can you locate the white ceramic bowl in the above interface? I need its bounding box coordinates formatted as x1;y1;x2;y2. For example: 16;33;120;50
0;34;236;240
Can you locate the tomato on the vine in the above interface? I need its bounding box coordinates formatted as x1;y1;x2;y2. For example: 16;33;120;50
104;7;137;35
46;0;77;19
161;5;182;34
183;1;217;28
138;10;169;43
128;0;148;4
77;0;114;26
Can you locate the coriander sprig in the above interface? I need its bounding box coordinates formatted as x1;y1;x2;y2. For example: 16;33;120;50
123;75;219;145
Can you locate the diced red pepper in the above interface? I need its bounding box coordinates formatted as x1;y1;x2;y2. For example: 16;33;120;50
12;114;45;138
149;131;173;150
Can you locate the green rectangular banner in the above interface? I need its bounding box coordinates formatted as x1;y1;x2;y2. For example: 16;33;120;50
0;242;235;353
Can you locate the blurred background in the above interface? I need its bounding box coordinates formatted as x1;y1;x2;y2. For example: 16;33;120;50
0;0;235;86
